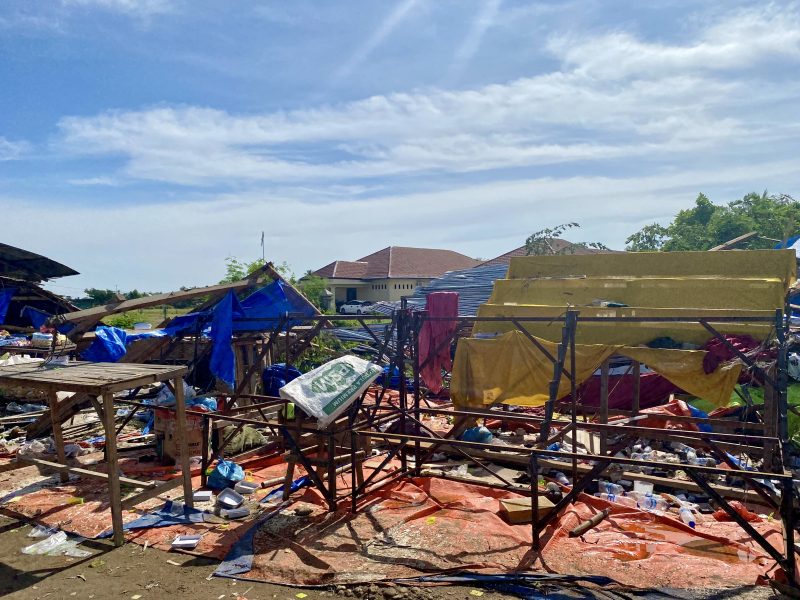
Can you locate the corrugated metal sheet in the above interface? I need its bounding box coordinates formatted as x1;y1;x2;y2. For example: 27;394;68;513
361;263;508;317
409;263;509;316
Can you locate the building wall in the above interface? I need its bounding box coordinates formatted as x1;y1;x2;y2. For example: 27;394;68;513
328;277;432;304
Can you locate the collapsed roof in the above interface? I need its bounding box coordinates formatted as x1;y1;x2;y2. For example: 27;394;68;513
0;242;79;282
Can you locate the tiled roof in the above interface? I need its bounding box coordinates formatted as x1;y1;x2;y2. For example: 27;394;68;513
313;247;480;280
313;260;369;279
479;240;615;267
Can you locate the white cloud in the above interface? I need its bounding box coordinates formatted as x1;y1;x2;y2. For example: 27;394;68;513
8;156;800;292
332;0;422;83
53;5;800;187
0;137;31;161
549;4;800;79
68;176;119;186
61;0;176;17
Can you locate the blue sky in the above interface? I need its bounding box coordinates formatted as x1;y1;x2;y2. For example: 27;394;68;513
1;0;799;294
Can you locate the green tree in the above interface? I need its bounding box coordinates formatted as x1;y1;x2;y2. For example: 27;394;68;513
525;222;608;255
297;272;329;310
84;288;117;306
626;192;800;251
219;257;295;285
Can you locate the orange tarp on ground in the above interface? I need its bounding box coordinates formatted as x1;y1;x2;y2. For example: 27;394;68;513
0;456;788;589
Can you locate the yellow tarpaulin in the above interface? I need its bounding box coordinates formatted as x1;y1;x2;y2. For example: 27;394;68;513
450;330;741;409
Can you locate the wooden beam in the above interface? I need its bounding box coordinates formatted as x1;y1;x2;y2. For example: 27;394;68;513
59;279;268;326
17;457;155;489
709;231;758;251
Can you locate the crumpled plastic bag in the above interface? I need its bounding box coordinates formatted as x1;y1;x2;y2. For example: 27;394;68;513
21;531;92;557
207;459;244;490
153;380;196;407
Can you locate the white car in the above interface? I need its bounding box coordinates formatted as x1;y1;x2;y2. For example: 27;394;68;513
338;300;373;315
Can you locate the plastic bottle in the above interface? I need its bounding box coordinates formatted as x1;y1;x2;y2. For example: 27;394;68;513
594;493;637;508
598;480;624;495
636;495;669;511
630;452;653;461
554;472;570;486
679;506;696;528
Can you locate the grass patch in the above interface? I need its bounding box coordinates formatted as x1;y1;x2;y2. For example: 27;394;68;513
101;306;192;328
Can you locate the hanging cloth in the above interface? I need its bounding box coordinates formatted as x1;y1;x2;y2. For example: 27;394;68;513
418;292;459;394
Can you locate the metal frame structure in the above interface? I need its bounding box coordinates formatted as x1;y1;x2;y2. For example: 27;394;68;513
175;304;796;583
347;306;797;582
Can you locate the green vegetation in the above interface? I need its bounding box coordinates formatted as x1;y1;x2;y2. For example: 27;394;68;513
525;222;608;255
101;306;191;327
689;384;800;445
626;192;799;252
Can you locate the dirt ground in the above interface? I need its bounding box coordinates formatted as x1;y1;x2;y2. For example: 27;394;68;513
0;514;785;600
0;514;522;600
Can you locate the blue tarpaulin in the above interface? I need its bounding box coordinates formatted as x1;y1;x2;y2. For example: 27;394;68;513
210;291;245;389
0;288;16;325
98;500;205;538
20;305;51;329
81;326;128;362
234;280;316;332
83;282;314;388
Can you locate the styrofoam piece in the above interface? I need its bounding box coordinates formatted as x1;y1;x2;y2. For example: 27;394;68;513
193;490;213;503
220;507;250;520
216;487;244;509
171;534;201;549
234;480;259;495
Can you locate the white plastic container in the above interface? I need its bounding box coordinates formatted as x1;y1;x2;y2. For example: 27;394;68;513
234;481;259;495
171;534;201;549
193;490;213;503
633;480;654;495
216;487;244;509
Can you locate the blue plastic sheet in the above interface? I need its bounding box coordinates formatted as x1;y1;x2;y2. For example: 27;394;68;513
261;475;311;503
20;305;50;329
0;288;16;324
214;501;290;579
97;500;205;538
234;280;317;332
261;363;302;397
686;403;712;432
81;326;128;362
208;459;245;490
210;291;245;389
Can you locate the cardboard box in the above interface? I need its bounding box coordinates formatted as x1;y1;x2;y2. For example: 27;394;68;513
499;496;555;524
154;407;206;464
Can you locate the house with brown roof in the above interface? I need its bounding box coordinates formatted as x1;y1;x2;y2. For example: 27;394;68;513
478;240;612;267
312;246;480;307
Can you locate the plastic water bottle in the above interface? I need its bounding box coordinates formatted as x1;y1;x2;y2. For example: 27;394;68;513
594;493;637;508
679;506;696;528
636;496;669;511
598;480;624;495
554;472;570;486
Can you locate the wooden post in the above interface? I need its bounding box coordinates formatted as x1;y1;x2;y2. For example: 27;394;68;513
763;365;779;469
600;359;609;455
47;390;69;484
101;392;124;546
173;376;194;508
632;361;641;416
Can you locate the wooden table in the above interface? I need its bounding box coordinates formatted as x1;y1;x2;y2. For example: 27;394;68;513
0;361;193;545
